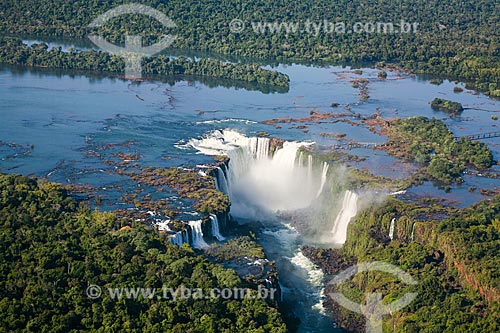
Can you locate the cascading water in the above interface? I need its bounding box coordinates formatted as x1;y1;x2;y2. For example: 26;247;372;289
189;130;329;219
215;166;229;195
210;214;225;241
190;130;339;332
316;162;329;198
188;220;209;249
331;190;359;244
170;232;183;246
170;230;189;246
389;218;396;241
411;222;416;241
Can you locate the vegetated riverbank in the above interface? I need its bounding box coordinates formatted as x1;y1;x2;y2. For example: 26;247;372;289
303;195;500;332
0;173;288;332
1;39;498;332
1;0;499;96
61;146;284;297
2;120;498;333
364;115;495;185
0;37;290;88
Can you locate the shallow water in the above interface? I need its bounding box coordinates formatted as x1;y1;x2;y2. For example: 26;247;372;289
4;60;498;206
1;53;499;331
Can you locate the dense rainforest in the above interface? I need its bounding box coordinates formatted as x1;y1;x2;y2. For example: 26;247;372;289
0;38;290;88
305;195;500;332
380;116;494;184
0;174;287;332
0;0;498;95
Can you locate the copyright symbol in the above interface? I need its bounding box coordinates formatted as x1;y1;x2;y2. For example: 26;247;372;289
86;284;102;299
229;19;245;33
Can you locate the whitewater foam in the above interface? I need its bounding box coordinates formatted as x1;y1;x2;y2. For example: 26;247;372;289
290;250;324;287
331;190;359;244
190;130;329;218
188;220;209;249
389;217;396;240
195;118;258;125
290;250;327;315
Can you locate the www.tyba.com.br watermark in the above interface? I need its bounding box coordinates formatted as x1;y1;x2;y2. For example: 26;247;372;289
86;284;277;301
87;3;177;80
328;261;418;333
229;19;419;35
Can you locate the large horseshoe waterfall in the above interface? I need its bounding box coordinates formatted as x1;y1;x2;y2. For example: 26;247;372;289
189;130;360;332
190;130;330;218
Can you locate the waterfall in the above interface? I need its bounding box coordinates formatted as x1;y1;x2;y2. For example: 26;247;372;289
170;230;189;246
188;220;209;249
389;218;396;241
331;190;359;244
410;222;416;241
170;232;183;246
215;166;229;194
316;162;329;198
210;214;225;241
189;130;327;218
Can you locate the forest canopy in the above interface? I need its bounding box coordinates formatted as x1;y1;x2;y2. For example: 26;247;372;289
0;0;498;94
0;174;287;332
0;37;290;88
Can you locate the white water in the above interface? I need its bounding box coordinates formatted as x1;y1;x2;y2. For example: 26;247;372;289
290;250;324;287
170;230;189;246
389;217;396;240
188;220;209;249
316;162;329;198
390;190;407;196
411;222;416;241
290;251;327;315
190;130;336;331
331;190;359;244
215;166;230;195
190;130;329;218
210;214;225;241
155;219;171;232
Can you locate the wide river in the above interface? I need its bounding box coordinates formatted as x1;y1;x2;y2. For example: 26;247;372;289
1;44;499;332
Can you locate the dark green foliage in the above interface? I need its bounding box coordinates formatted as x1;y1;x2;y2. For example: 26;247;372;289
431;98;464;115
0;38;289;88
0;174;287;332
387;117;494;183
429;78;443;85
334;196;500;333
0;0;498;94
207;236;266;262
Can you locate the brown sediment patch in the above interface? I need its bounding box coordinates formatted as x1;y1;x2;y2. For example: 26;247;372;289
362;112;394;136
320;132;347;140
127;167;230;215
479;188;499;196
262;110;353;125
351;78;370;101
112;152;140;162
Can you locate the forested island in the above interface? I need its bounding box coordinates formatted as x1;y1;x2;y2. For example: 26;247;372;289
0;174;286;332
0;0;499;95
1;1;499;332
0;38;290;88
369;116;494;184
430;98;464;115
